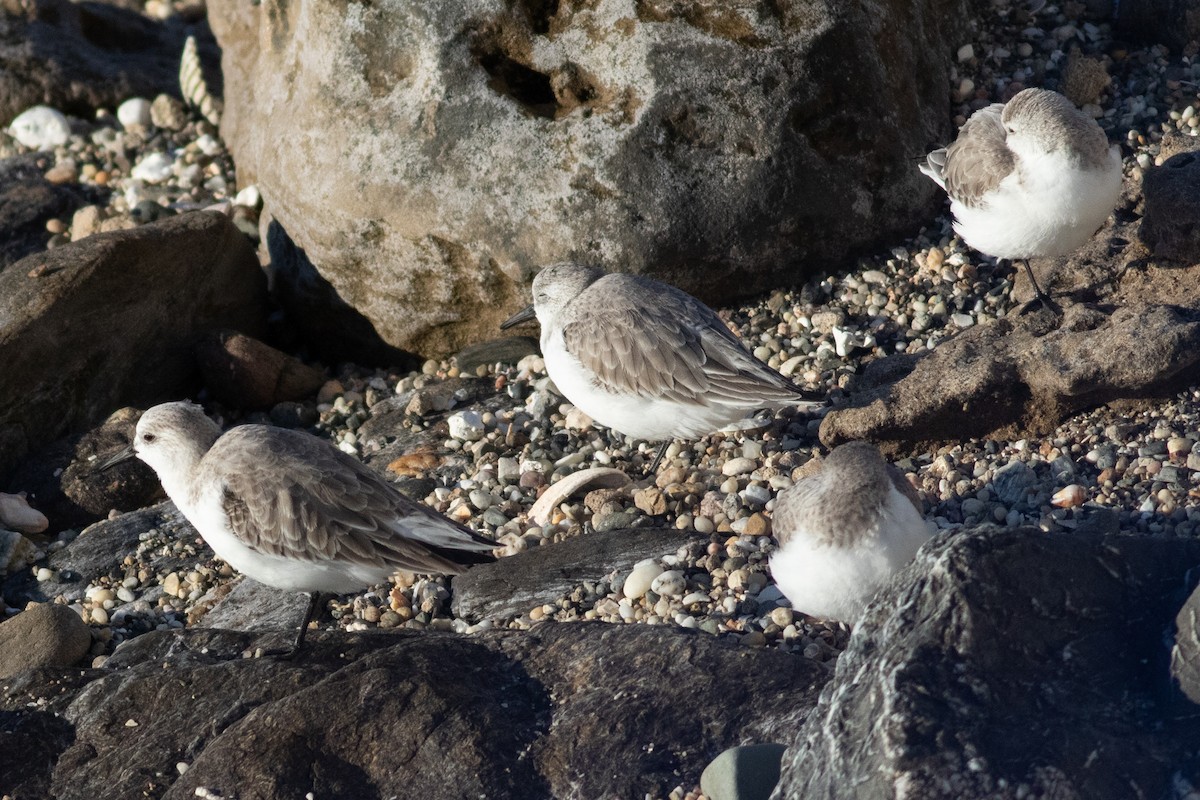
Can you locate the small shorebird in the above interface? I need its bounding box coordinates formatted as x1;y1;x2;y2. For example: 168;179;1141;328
920;87;1122;310
103;402;495;655
500;262;823;470
768;441;931;624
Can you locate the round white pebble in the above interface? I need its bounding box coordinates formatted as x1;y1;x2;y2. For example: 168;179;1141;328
9;106;71;149
117;98;153;129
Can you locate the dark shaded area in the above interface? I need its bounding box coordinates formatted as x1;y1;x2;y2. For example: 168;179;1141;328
1140;136;1200;263
0;154;97;269
1114;0;1200;51
0;211;267;483
775;526;1200;799
0;0;223;123
266;219;419;369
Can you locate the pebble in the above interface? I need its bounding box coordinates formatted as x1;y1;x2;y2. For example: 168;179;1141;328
117;97;153;129
448;409;486;441
722;458;756;477
8;106;71;148
130;152;174;183
623;559;664;600
651;570;687;598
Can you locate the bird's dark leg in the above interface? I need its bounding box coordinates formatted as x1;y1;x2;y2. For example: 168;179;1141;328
645;441;671;476
263;591;322;660
1017;258;1062;317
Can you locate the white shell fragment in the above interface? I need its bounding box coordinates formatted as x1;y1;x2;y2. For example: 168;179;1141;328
131;152;175;183
528;467;631;525
8;105;71;149
180;35;221;126
1051;484;1087;508
0;492;49;533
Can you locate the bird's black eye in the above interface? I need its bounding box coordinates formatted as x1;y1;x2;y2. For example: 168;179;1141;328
142;433;156;443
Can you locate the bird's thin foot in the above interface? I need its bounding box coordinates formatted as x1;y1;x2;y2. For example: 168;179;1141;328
644;441;670;477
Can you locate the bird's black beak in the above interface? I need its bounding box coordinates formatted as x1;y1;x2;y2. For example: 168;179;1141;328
96;444;136;471
500;305;536;330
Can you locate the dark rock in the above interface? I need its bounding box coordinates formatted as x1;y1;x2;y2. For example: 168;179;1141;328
453;335;540;372
0;665;98;800
0;0;220;122
1140;136;1200;264
821;302;1200;453
1113;0;1200;51
195;330;326;410
0;153;92;270
0;210;268;482
60;407;161;519
1;501;201;605
701;743;788;800
1172;581;1200;705
0;603;92;678
28;620;822;799
209;0;974;358
451;527;705;622
773;526;1200;799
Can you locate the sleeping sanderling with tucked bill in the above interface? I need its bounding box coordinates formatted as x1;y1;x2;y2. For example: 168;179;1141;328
500;262;826;472
919;87;1122;314
101;401;497;657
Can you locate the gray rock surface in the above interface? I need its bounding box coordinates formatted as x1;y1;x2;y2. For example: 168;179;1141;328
193;576;311;637
1140;135;1200;263
1172;580;1200;705
1;501;199;605
0;622;825;800
701;743;788;800
773;526;1200;800
208;0;974;358
0;210;267;482
451;527;704;622
0;0;217;122
0;153;92;269
0;602;92;678
820;301;1200;452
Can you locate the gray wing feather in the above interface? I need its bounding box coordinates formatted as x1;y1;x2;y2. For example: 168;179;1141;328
562;276;816;408
939;103;1014;208
211;427;493;575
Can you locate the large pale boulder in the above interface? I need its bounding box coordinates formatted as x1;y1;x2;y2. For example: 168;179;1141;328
209;0;975;359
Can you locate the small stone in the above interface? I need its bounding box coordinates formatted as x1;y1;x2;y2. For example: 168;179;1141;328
634;486;668;516
130;152;174;183
448;410;486;441
164;572;181;597
651;570;686;598
564;407;593;431
623;559;664;600
742;512;770;536
957;43;975;62
8;106;71;149
150;94;189;130
44;162;77;185
71;205;103;239
117;97;153;129
722;457;757;477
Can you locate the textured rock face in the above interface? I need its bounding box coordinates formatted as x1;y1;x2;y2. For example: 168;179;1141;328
209;0;974;359
0;623;825;800
773;526;1200;800
1140;135;1200;263
0;211;267;481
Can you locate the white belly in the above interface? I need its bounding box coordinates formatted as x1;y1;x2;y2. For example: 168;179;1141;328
769;489;933;624
541;330;763;441
951;146;1122;260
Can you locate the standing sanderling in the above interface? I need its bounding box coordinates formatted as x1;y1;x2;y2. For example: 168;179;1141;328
102;401;496;655
920;87;1122;311
501;262;823;469
768;441;931;624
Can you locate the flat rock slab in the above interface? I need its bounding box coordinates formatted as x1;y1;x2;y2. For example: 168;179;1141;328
774;526;1200;800
451;527;706;622
0;621;827;800
820;301;1200;453
1;501;201;605
0;210;267;481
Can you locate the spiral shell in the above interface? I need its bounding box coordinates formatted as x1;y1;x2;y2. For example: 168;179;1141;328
1050;484;1087;508
180;35;222;127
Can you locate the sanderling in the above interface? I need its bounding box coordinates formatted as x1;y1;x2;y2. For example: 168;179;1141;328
102;401;495;655
768;441;931;624
500;262;823;469
920;87;1122;311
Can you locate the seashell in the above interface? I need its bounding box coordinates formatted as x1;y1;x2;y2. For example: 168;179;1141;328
528;467;630;525
0;529;37;574
0;492;49;533
180;35;222;126
1051;484;1087;509
387;450;442;477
